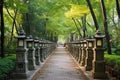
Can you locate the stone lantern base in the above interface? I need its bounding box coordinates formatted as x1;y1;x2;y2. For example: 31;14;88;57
92;61;108;79
92;48;108;79
40;47;44;62
81;48;86;66
85;48;93;71
28;48;36;70
13;48;29;79
35;48;40;65
12;72;29;79
85;59;92;71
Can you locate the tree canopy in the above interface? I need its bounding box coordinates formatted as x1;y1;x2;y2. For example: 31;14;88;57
1;0;120;57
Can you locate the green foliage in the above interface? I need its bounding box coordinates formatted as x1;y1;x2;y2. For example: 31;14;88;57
3;0;28;54
65;4;89;18
4;0;28;13
0;55;16;79
104;53;120;71
3;0;120;45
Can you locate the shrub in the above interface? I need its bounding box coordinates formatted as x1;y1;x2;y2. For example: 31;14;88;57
0;54;16;79
104;53;120;71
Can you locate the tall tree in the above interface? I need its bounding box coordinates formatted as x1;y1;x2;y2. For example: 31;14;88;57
100;0;111;54
86;0;99;30
6;9;18;48
115;0;120;19
0;0;5;58
23;0;30;36
82;15;87;38
72;18;81;37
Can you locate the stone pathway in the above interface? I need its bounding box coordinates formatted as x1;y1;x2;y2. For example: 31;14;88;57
35;47;87;80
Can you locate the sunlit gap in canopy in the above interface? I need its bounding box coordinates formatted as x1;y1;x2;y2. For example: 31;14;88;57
57;35;68;46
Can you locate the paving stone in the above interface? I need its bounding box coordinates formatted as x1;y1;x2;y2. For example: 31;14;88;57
35;47;87;80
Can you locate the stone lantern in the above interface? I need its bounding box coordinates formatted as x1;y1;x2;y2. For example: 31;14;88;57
42;40;46;60
81;40;87;66
76;41;80;62
26;35;36;70
15;29;29;79
34;37;40;65
80;40;83;64
85;37;94;71
43;40;47;59
78;41;82;64
92;30;107;79
47;41;50;57
39;40;44;62
45;40;49;57
17;30;26;47
73;42;77;59
26;35;33;48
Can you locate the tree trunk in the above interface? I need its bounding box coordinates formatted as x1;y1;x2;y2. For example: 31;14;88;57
0;0;5;58
82;15;87;38
72;18;81;37
7;10;18;48
86;0;99;30
76;19;82;37
26;13;30;35
70;33;74;41
115;0;120;19
5;5;19;34
100;0;112;54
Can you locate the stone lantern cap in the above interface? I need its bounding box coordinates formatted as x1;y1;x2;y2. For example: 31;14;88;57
73;42;77;44
86;36;94;42
26;35;33;41
19;29;26;35
95;30;105;38
70;41;76;44
82;39;87;47
43;40;48;44
80;40;83;43
67;42;71;45
49;41;53;44
34;37;39;43
83;39;87;43
16;29;26;39
39;39;43;44
75;40;80;44
47;40;52;44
